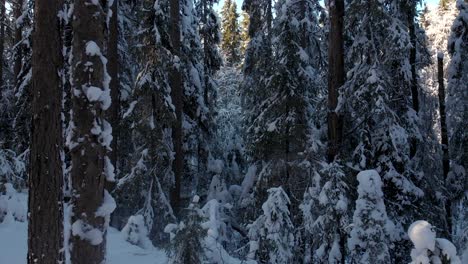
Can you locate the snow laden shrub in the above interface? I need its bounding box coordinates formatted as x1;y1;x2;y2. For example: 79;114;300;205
201;199;253;263
165;196;206;264
0;183;27;223
408;220;462;264
166;195;252;264
348;170;393;263
121;214;152;249
0;149;27;189
248;187;294;264
301;161;349;264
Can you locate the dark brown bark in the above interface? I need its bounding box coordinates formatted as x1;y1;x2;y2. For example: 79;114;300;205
328;1;346;263
327;0;345;163
108;0;119;175
70;1;110;263
0;0;5;89
28;0;64;263
14;0;23;85
170;0;184;215
438;54;451;236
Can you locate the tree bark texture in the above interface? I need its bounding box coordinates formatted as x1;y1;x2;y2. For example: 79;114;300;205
70;1;112;263
108;0;119;170
28;0;64;263
327;0;344;163
328;1;346;263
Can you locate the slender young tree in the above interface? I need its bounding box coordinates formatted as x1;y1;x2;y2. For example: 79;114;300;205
69;1;115;263
437;53;451;236
14;0;24;85
170;0;184;215
28;0;64;263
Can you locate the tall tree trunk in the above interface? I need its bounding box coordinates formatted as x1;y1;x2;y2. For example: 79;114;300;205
108;0;119;178
438;53;451;237
14;0;24;85
70;1;113;263
407;5;419;159
408;6;419;113
28;0;64;263
327;0;344;163
328;1;346;263
170;0;183;215
0;0;5;90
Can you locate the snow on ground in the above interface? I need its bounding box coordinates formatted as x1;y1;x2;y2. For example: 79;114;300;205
0;220;167;264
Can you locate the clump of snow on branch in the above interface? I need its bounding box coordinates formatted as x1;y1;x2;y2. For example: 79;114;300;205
408;220;462;264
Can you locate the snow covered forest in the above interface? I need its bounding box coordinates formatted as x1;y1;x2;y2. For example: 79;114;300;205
0;0;466;263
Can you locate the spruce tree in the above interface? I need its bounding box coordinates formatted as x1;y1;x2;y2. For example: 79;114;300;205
240;11;250;56
344;0;425;260
447;0;468;252
248;187;294;263
221;0;241;65
301;162;349;264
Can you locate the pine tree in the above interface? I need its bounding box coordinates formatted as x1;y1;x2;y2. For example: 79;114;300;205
245;0;325;216
447;0;468;252
11;0;33;154
169;0;184;215
344;0;426;260
248;187;294;263
166;196;206;264
69;1;116;262
240;11;250;56
114;0;177;243
348;170;391;263
28;0;64;262
446;0;467;195
180;0;213;201
221;0;241;65
301;162;349;264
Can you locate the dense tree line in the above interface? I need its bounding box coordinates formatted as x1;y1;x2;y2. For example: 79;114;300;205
0;0;466;263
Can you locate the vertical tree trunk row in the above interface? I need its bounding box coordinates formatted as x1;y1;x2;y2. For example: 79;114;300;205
28;0;64;263
70;1;112;263
170;0;184;215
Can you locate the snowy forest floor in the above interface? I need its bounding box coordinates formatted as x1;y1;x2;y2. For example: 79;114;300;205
0;194;167;264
